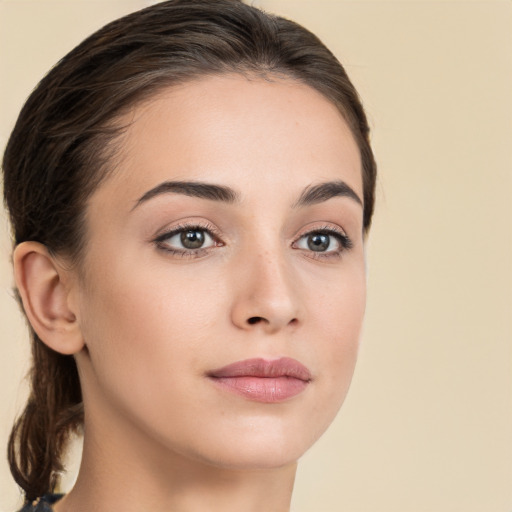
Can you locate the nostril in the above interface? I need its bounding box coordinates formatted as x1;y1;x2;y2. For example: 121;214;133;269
247;316;263;325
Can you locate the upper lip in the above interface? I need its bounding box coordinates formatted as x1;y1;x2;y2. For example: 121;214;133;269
208;357;312;381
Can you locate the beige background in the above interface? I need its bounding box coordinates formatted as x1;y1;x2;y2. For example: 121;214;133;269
0;0;510;511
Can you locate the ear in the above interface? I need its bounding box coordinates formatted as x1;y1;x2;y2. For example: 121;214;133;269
13;241;84;355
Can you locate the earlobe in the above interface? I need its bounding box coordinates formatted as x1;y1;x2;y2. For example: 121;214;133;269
13;241;84;355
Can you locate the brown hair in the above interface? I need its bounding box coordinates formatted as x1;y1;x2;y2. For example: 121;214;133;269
2;0;377;503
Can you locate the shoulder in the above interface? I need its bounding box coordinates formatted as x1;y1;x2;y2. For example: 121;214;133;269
17;495;64;512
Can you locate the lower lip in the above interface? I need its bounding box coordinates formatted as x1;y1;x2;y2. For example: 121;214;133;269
210;376;309;403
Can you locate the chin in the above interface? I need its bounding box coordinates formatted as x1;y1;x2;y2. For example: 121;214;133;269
195;443;303;472
181;414;331;471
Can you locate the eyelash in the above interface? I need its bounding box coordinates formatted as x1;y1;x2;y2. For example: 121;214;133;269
293;226;353;261
153;223;353;260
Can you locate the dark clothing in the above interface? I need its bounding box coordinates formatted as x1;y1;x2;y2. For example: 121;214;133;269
18;495;63;512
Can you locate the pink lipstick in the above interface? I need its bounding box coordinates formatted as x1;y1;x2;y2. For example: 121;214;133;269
208;357;311;403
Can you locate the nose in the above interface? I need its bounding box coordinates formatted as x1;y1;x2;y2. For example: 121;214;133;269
230;250;301;334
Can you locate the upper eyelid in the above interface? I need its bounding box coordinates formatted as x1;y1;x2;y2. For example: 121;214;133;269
293;224;348;240
154;221;221;241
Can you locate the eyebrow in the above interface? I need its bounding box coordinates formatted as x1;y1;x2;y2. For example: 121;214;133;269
132;181;240;210
132;179;362;211
293;180;363;208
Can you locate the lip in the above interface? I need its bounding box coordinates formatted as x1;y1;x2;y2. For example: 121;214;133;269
208;357;312;403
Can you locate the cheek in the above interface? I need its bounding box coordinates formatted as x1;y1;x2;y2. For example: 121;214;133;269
308;259;366;346
75;262;222;446
81;246;220;332
306;264;366;415
75;251;238;411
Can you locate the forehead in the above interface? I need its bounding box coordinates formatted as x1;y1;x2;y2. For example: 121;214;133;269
93;73;363;210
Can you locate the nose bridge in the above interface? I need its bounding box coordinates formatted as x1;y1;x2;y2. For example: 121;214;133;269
230;239;301;332
255;247;295;305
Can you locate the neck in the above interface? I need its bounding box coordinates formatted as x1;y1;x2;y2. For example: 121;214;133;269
55;409;297;512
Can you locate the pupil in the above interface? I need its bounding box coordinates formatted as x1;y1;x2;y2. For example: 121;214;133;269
181;230;205;249
307;233;329;252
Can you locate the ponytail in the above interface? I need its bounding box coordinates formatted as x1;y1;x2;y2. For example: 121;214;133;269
8;331;83;503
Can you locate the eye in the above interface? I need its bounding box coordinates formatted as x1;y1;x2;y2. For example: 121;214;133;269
154;225;219;254
293;228;352;256
296;232;338;252
302;232;332;252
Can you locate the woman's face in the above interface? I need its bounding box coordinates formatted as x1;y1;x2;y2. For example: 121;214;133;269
71;74;366;470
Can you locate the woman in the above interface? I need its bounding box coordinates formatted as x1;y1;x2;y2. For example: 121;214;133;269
3;1;376;510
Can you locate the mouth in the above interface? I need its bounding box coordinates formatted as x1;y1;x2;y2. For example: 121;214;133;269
207;357;312;403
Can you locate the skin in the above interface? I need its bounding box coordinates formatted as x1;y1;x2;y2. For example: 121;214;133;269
17;74;366;512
